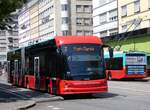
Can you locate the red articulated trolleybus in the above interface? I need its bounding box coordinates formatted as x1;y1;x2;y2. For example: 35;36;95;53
7;36;113;95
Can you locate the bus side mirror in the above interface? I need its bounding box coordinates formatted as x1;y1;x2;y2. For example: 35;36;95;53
109;47;113;58
102;45;113;58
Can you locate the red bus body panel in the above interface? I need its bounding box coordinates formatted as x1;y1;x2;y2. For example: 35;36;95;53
25;75;36;89
59;79;107;94
24;75;47;91
107;67;147;79
55;36;103;47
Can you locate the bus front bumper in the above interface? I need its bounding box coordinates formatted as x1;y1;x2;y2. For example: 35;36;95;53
59;79;108;95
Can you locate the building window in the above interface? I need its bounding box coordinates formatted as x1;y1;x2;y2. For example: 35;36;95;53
0;55;6;60
122;5;127;17
84;31;92;35
62;17;69;24
99;0;107;6
61;4;68;11
0;31;5;36
109;28;118;36
76;18;83;25
21;24;27;30
62;31;69;36
109;9;117;22
100;31;107;37
148;0;150;9
99;13;107;24
77;30;83;36
0;47;7;52
76;5;83;12
122;25;127;32
84;18;92;26
84;5;92;13
42;16;50;24
8;31;18;36
134;0;140;13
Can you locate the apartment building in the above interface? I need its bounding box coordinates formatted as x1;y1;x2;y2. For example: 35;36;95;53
118;0;150;33
0;30;18;64
19;0;93;47
93;0;118;38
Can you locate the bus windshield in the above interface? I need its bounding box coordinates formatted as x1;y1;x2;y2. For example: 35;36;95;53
60;44;105;80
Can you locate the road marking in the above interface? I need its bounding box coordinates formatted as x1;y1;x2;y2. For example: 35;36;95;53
52;107;62;110
48;106;54;108
48;105;62;110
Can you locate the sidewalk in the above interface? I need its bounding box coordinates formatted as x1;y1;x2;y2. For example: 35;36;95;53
0;82;63;110
0;72;63;110
0;100;36;110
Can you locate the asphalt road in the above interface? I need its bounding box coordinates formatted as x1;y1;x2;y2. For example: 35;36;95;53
28;79;150;110
0;86;21;102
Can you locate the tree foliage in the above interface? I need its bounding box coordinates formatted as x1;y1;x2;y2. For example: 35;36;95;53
0;0;27;30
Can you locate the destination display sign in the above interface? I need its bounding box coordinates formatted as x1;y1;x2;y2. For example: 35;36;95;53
126;56;146;65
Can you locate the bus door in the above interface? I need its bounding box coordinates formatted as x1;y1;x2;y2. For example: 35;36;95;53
14;60;19;85
7;61;11;83
49;54;58;95
34;57;40;90
10;61;14;84
18;60;22;86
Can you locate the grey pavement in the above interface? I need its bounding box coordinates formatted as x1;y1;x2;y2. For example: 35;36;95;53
0;73;63;110
0;100;36;110
28;78;150;110
0;83;63;110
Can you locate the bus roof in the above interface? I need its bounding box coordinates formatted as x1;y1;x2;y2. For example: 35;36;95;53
8;36;102;53
104;51;147;58
55;36;103;46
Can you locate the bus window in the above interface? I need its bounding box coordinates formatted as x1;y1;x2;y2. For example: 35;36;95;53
34;57;40;77
106;57;123;70
147;56;150;65
14;60;19;75
7;61;10;75
147;56;150;76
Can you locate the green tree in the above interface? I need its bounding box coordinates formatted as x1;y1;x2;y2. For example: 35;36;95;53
0;0;27;30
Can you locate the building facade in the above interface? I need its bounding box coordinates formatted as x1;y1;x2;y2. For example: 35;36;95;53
19;0;93;47
93;0;118;38
0;30;18;64
118;0;150;33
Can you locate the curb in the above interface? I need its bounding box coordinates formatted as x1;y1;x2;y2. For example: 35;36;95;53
16;101;36;110
15;96;64;110
33;96;64;103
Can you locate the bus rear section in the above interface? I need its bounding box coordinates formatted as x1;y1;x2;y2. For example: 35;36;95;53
125;52;147;79
7;36;110;95
105;51;147;80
